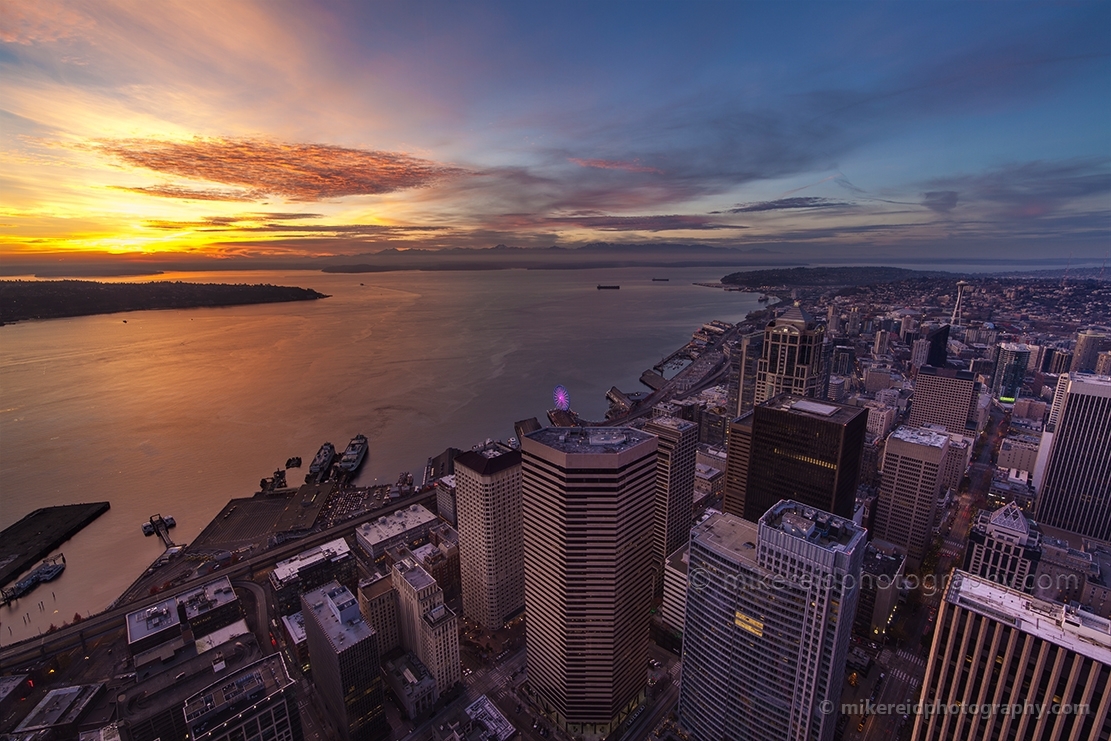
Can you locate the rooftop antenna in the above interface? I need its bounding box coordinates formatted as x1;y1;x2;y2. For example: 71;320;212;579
950;280;969;327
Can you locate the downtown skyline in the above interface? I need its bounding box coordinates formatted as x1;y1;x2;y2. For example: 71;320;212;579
1;1;1109;270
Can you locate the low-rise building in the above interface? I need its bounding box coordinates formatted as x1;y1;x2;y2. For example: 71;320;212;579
356;505;442;563
270;537;357;615
383;653;438;720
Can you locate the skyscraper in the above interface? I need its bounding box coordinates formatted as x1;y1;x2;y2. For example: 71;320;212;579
991;342;1032;402
521;427;657;738
301;583;389;741
1070;329;1111;373
907;365;982;435
872;426;949;571
453;447;524;629
755;305;829;403
643;416;697;588
911;338;931;369
727;331;764;417
914;571;1111;741
924;324;950;367
723;395;866;522
391;559;461;694
679;502;866;741
1036;373;1111;541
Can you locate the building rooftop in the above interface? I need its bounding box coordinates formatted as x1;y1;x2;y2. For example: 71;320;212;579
302;582;374;653
126;597;181;645
0;675;28;703
271;537;351;587
280;611;307;644
384;653;435;696
760;394;865;425
524;426;655;455
862;544;906;577
645;415;698;433
761;500;865;551
947;571;1111;663
464;695;516;741
664;544;690;576
14;684;104;733
691;513;760;567
183;655;294;738
890;426;951;449
454;448;521;476
395;559;437;592
356;505;440;547
178;576;238;621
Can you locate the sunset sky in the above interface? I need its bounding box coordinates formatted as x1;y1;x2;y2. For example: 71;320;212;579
1;1;1108;268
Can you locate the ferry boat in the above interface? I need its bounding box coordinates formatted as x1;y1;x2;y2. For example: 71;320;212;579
1;554;65;603
597;285;620;290
308;442;336;476
337;434;368;473
651;278;669;282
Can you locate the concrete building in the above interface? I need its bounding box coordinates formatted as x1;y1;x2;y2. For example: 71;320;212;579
1096;350;1111;376
270;537;357;615
723;396;866;522
357;572;400;656
913;571;1111;741
1070;329;1111;373
964;502;1041;592
643;416;697;588
998;434;1040;474
301;583;389;741
434;475;457;527
908;366;983;435
383;653;438;720
453;446;524;630
660;545;689;635
872;426;950;571
679;502;866;741
355;505;442;563
183;654;303;741
1036;373;1111;540
864;401;896;440
392;559;461;694
520;427;657;738
755;305;829;403
853;545;905;641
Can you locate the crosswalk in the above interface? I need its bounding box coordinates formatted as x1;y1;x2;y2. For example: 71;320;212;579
889;650;926;688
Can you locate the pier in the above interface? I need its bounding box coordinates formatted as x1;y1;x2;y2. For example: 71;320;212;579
0;502;110;589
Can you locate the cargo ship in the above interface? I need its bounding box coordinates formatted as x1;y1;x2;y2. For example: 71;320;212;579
1;554;65;604
597;285;620;290
308;442;336;476
652;278;669;282
337;434;368;473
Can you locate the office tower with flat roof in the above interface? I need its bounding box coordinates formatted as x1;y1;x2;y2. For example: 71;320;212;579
913;571;1111;741
453;447;524;630
183;654;303;741
872;426;949;571
991;342;1032;402
1071;329;1111;373
755;305;829;403
392;559;461;695
271;537;356;615
643;416;697;586
925;324;950;367
907;366;982;435
301;583;389;741
723;412;754;517
357;573;400;655
911;338;931;369
727;331;764;417
724;396;866;522
679;502;866;741
1036;373;1111;541
520;427;657;738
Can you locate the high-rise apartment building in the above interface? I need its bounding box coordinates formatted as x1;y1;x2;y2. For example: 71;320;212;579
913;571;1111;741
1070;329;1111;373
453;447;524;630
723;396;866;522
991;342;1032;402
872;426;949;571
755;305;829;403
907;366;982;435
1036;373;1111;541
643;416;697;585
520;427;656;738
301;583;389;741
679;502;866;741
391;559;460;694
183;654;304;741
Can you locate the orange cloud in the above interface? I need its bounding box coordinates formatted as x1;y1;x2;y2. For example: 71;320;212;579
94;137;465;201
568;157;662;174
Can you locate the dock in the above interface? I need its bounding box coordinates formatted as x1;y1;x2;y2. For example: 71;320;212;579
0;502;110;589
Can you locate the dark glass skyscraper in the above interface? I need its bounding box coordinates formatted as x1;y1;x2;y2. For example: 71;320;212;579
991;342;1032;403
723;395;866;521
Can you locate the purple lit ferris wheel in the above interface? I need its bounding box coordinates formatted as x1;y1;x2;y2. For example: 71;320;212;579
553;385;570;411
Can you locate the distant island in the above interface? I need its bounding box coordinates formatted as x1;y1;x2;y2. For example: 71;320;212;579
721;266;951;288
0;280;329;325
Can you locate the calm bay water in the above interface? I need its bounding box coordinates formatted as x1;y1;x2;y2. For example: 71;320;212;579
0;266;761;644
